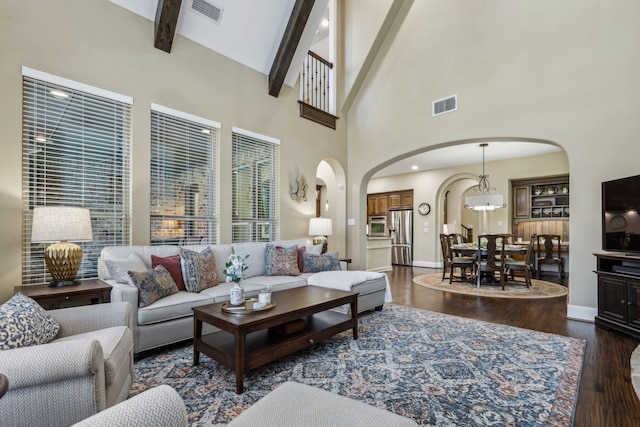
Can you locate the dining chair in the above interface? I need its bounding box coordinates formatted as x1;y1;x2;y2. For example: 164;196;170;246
536;234;565;281
476;234;507;290
504;234;537;287
440;234;475;283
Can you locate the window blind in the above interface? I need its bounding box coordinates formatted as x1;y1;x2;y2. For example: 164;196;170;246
231;128;280;243
150;105;219;245
22;73;132;285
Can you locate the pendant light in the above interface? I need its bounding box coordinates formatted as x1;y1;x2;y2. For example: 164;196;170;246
464;143;506;211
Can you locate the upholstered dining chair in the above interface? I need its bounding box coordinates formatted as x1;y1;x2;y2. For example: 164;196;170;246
476;234;508;290
504;235;537;287
536;234;565;282
441;234;475;283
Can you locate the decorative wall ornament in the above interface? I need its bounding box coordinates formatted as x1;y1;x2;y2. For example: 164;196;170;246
290;174;308;203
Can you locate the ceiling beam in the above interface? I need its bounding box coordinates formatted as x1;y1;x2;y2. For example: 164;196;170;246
154;0;182;53
268;0;315;97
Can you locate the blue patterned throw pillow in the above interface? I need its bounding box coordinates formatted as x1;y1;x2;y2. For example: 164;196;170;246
128;265;179;308
302;252;342;273
0;293;60;350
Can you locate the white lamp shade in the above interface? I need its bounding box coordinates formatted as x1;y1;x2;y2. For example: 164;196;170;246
308;217;333;236
465;194;505;211
31;206;94;242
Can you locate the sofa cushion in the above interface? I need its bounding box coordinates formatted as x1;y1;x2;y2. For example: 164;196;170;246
151;255;186;291
231;242;267;278
104;252;147;284
0;293;60;350
180;247;219;292
302;252;342;273
137;291;213;325
128;265;180;308
266;244;300;276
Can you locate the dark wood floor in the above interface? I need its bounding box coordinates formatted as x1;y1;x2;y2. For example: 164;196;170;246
387;265;640;427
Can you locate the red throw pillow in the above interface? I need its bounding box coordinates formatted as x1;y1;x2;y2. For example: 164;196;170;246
277;245;305;272
151;255;186;291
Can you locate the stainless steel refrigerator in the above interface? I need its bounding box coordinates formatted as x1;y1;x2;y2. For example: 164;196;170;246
389;209;413;266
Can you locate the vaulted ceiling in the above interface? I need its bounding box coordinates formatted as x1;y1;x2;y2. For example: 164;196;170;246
110;0;329;93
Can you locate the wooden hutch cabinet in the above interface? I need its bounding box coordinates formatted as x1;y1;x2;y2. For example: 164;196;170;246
511;175;570;242
594;252;640;339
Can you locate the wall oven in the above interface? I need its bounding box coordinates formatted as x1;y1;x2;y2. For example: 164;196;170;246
368;216;388;237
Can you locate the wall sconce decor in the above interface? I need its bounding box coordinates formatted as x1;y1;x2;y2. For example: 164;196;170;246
290;174;308;203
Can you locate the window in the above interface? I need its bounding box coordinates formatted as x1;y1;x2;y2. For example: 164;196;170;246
150;104;219;245
231;127;280;242
22;67;132;284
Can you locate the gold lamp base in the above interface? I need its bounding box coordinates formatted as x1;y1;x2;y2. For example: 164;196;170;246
44;241;83;287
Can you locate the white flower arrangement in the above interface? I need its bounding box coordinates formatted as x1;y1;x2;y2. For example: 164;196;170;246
224;254;249;283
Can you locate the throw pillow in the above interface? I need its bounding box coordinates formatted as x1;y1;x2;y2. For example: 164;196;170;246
180;247;218;292
276;245;305;272
266;244;301;276
104;252;147;284
307;243;323;255
151;255;186;291
128;265;179;308
302;251;342;273
0;293;60;350
230;243;267;278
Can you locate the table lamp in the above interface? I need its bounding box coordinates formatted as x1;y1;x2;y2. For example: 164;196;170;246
31;206;93;287
308;217;332;254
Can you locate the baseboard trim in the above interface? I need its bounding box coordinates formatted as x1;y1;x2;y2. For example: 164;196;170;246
412;261;441;268
567;304;596;322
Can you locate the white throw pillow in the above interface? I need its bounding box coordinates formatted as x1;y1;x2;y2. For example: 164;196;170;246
307;243;324;255
231;242;267;278
104;252;147;284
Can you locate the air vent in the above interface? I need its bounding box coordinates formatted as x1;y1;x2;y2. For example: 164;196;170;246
191;0;223;24
432;95;457;116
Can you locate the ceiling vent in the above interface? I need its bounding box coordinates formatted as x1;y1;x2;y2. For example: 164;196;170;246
191;0;223;24
432;95;457;116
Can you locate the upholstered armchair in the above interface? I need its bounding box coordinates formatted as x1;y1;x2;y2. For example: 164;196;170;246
0;301;134;427
71;385;188;427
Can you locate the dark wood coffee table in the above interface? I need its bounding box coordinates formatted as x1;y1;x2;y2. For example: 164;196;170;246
192;286;358;393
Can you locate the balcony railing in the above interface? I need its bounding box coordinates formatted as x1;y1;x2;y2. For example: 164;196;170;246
299;51;338;129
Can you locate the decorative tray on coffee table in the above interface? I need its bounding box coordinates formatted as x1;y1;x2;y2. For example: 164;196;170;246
221;298;276;314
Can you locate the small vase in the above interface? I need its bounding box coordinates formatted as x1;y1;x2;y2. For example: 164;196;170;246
230;281;244;305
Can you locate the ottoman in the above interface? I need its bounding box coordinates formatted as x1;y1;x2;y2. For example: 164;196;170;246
227;381;417;427
307;270;391;313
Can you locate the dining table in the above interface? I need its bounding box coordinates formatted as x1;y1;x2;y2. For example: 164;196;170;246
450;243;528;257
450;243;528;285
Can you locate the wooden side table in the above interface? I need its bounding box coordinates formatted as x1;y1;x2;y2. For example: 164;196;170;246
14;278;112;309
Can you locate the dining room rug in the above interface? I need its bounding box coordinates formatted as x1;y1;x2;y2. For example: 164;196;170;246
414;273;568;299
131;304;584;426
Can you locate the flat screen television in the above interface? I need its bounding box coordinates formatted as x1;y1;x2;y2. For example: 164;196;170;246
602;174;640;253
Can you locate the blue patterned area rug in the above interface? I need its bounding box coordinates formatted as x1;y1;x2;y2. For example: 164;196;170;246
131;305;585;426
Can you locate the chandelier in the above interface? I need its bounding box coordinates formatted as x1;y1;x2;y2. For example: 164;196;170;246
464;143;506;211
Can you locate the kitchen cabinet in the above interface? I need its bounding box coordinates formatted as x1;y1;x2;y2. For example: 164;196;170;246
367;190;413;217
368;195;388;216
594;252;640;339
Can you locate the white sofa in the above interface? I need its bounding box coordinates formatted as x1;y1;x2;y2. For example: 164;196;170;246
98;240;389;354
